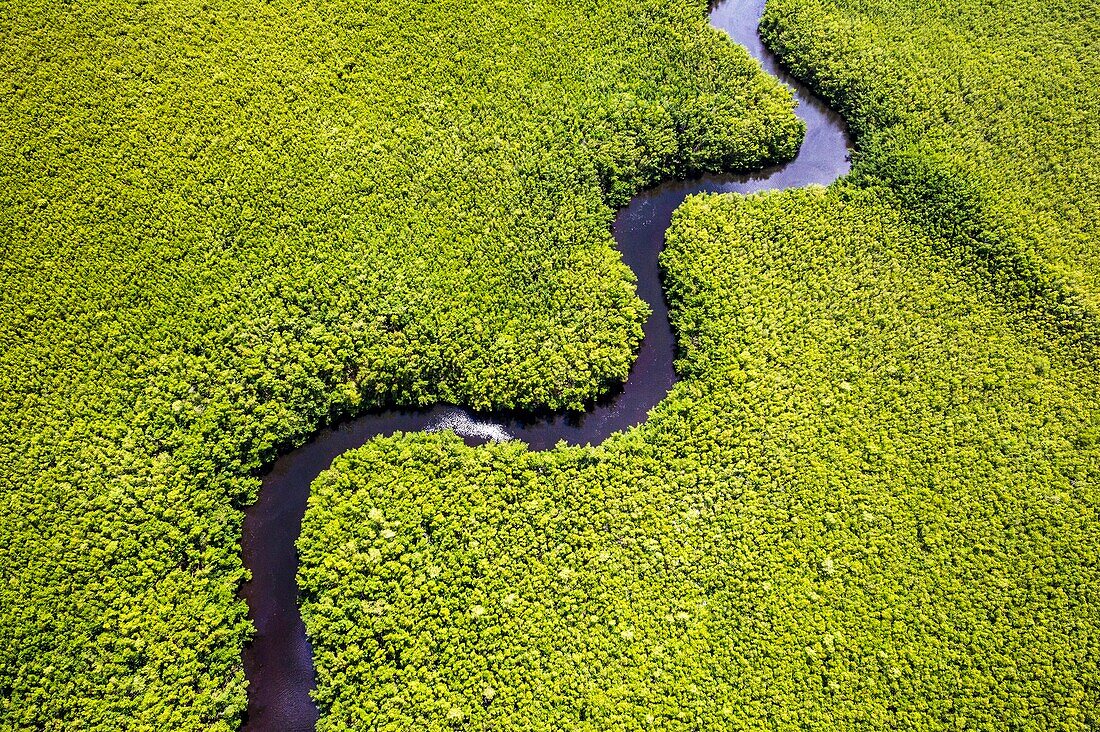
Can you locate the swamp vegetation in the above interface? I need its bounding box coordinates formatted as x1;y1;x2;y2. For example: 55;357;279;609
1;0;798;727
1;0;1097;728
299;0;1100;729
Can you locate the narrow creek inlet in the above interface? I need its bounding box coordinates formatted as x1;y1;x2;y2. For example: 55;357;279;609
239;0;852;728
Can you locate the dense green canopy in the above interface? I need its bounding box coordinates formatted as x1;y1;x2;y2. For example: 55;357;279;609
762;0;1100;335
299;0;1100;727
0;0;799;727
4;0;1098;725
302;186;1100;730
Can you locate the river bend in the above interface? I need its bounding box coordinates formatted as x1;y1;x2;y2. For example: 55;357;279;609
240;0;851;727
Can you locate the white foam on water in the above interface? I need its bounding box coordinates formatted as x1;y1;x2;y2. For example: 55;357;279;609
429;408;513;442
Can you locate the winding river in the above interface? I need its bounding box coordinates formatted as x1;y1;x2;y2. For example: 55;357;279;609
240;0;851;728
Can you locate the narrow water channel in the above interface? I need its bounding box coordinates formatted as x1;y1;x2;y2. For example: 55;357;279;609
240;0;851;728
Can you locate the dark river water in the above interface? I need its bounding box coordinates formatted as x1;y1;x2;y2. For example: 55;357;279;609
239;0;851;728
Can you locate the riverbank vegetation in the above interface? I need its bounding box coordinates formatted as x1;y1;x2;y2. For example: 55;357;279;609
298;0;1100;726
0;0;801;727
301;186;1100;730
762;0;1100;339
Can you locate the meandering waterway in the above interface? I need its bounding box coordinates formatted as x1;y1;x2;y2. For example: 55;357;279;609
240;0;851;727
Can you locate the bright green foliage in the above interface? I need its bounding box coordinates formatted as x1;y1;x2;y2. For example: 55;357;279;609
0;0;801;726
300;0;1100;726
761;0;1100;335
300;186;1100;730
